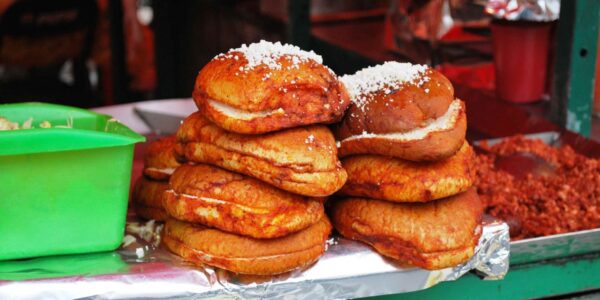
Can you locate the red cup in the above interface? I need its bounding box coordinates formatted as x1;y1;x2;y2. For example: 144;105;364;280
491;20;553;103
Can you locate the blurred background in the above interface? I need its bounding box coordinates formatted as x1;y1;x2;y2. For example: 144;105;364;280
0;0;502;106
0;0;597;137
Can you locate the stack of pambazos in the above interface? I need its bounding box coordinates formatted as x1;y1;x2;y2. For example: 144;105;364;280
163;41;351;275
132;44;484;273
133;135;179;221
331;62;483;270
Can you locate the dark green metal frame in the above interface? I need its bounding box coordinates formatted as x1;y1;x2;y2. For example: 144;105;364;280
366;254;600;300
551;0;600;137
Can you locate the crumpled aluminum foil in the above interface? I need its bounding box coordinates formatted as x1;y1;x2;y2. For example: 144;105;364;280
485;0;560;21
0;218;509;300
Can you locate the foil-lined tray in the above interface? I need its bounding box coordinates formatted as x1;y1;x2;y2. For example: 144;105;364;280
0;217;509;299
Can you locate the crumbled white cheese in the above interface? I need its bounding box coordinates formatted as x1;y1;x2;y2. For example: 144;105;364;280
215;40;322;72
325;237;338;251
122;234;136;247
127;219;158;242
340;62;429;111
135;247;145;258
305;134;315;144
0;117;20;130
0;117;59;130
39;120;52;128
326;237;338;246
21;118;33;129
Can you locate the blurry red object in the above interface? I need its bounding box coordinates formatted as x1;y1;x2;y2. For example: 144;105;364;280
440;26;488;43
437;63;495;91
491;20;553;103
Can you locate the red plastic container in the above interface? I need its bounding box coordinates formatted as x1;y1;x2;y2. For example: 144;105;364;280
491;20;553;103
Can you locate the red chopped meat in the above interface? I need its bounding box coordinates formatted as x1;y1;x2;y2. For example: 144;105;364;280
475;136;600;240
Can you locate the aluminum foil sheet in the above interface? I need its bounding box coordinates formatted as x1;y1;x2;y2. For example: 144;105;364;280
485;0;560;21
0;218;509;299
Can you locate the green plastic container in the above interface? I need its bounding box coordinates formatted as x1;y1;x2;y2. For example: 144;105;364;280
0;102;144;261
0;252;128;280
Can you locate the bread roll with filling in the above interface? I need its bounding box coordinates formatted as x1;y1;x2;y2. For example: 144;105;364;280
143;135;180;180
132;177;169;221
162;217;332;275
194;40;350;134
336;62;466;161
164;164;325;239
176;112;347;197
331;189;482;270
339;142;475;202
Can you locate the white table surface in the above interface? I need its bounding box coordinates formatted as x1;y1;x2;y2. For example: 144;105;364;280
91;98;195;135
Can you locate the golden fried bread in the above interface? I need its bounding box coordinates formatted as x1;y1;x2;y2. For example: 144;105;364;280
132;177;169;221
176;112;347;197
193;40;350;134
143;135;180;180
335;62;465;161
331;189;482;270
162;217;332;275
339;142;475;202
338;66;453;135
165;164;325;239
136;205;169;221
337;100;466;161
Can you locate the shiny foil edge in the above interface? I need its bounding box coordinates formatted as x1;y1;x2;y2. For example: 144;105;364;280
0;218;510;300
485;0;560;21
